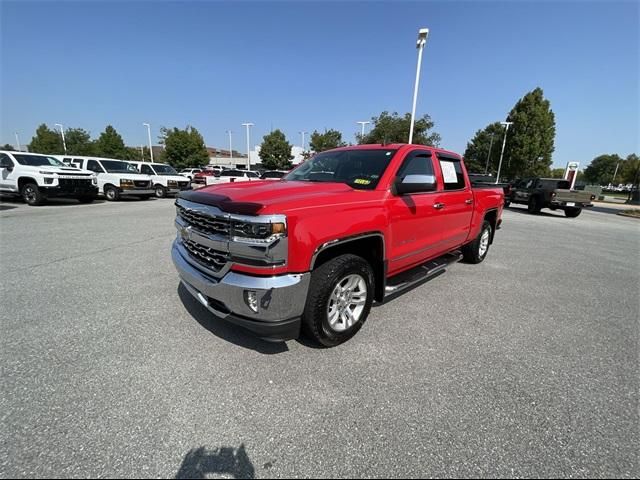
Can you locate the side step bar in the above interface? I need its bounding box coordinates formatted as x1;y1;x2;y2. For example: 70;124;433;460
384;251;462;298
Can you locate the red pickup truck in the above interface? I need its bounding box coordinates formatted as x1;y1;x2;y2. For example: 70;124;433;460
172;144;504;346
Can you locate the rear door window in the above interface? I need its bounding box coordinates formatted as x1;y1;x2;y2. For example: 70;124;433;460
437;154;466;190
87;160;104;173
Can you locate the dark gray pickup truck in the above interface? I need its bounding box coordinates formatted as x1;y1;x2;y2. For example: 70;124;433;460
509;177;595;217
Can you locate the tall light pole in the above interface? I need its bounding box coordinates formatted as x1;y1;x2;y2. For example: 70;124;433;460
299;131;308;151
54;123;67;154
409;28;429;144
484;133;495;175
14;132;21;151
226;130;233;163
143;123;154;162
356;121;370;140
241;122;254;171
612;162;620;184
495;121;513;183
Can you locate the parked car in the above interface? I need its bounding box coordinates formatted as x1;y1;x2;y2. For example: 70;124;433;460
61;156;154;201
193;170;217;184
179;168;203;181
260;170;287;180
128;161;191;197
172;144;504;347
0;151;98;206
508;177;595;217
205;169;261;185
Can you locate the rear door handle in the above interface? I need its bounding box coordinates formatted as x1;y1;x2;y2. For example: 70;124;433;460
433;202;445;210
465;199;473;205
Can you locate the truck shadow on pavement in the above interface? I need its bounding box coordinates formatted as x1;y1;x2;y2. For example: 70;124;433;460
176;445;255;479
177;283;289;354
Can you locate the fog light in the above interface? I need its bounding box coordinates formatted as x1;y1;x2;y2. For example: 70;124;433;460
44;177;54;184
244;290;259;313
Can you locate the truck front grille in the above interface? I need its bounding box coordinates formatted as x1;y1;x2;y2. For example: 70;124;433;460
182;238;229;272
58;178;93;191
177;204;230;236
134;180;151;188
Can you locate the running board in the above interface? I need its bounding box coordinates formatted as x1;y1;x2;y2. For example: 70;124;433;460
384;251;462;297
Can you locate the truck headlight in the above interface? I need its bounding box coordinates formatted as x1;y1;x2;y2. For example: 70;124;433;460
231;221;286;243
120;179;134;187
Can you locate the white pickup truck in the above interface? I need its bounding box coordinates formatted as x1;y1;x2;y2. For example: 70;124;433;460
128;161;192;198
60;156;154;201
0;151;98;206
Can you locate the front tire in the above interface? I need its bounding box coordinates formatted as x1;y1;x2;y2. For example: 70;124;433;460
21;182;46;206
462;220;492;264
155;185;167;198
104;185;120;201
564;207;582;218
302;254;374;347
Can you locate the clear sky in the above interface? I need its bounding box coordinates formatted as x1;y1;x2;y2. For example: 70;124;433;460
1;1;638;167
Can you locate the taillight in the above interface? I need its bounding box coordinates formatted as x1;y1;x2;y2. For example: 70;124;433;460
591;194;596;200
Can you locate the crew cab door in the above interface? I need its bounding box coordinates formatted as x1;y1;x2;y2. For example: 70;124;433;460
432;153;474;250
387;149;451;275
512;178;535;203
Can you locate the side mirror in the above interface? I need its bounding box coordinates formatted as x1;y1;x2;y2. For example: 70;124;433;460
0;162;13;172
393;174;437;195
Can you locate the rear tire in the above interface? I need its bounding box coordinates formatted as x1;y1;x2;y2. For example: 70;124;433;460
462;220;492;264
564;207;582;218
504;200;511;208
21;182;46;206
104;185;120;201
302;254;374;347
527;196;541;214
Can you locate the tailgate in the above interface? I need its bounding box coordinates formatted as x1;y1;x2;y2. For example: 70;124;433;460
554;189;593;204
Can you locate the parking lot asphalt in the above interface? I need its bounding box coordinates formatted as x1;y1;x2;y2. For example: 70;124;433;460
1;197;638;478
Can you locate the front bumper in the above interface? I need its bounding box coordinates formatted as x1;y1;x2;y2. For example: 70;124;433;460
172;239;310;341
119;188;155;196
550;201;593;208
41;185;98;197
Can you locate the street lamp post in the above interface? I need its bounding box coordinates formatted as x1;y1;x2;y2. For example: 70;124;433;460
495;121;513;183
484;133;495;175
612;162;621;184
143;123;154;162
299;131;307;151
409;28;429;144
54;123;67;154
227;130;233;163
356;121;370;140
14;132;21;151
241;123;254;171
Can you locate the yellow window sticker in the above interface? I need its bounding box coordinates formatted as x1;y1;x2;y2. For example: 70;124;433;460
353;179;371;185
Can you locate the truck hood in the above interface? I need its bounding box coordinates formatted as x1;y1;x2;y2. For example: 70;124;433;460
22;165;94;176
180;180;369;215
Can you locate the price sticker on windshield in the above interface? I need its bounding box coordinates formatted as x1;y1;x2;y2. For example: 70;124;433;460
353;179;371;185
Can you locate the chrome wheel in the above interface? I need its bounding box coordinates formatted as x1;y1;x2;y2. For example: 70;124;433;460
327;274;367;332
479;228;490;257
106;188;116;200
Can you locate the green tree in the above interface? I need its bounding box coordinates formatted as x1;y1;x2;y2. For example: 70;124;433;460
309;129;346;152
122;146;152;162
2;144;15;151
463;122;503;174
94;125;127;159
358;111;441;146
65;128;95;156
549;168;566;178
259;129;293;170
29;124;63;154
584;154;623;185
160;126;209;169
502;87;556;179
620;153;639;184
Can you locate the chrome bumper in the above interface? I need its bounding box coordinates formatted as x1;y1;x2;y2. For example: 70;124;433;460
120;188;154;195
172;240;310;337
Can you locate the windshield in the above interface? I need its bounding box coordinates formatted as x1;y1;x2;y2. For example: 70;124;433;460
284;149;397;189
13;154;65;167
101;160;138;173
153;164;178;175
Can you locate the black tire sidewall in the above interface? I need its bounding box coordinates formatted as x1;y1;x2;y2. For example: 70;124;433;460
528;196;539;213
303;254;374;347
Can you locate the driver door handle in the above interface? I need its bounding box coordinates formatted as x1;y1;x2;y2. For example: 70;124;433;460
465;199;473;205
433;202;445;210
